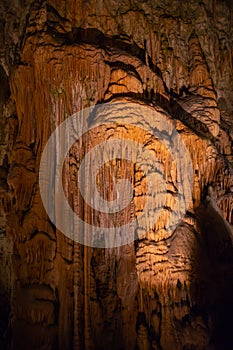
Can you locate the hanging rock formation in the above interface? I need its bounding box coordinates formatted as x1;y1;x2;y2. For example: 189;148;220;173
0;0;233;349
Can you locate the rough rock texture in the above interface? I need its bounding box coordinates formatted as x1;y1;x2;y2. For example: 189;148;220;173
0;0;233;349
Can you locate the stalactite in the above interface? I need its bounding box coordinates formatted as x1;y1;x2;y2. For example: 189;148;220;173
0;1;232;349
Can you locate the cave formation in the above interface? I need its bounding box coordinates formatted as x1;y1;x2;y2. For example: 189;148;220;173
0;0;233;349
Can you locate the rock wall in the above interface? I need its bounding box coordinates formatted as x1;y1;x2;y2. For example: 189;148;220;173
0;1;233;349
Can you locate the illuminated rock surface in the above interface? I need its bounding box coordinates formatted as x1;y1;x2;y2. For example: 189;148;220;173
0;0;233;349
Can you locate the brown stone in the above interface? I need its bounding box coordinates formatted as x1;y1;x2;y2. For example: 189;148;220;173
0;1;232;349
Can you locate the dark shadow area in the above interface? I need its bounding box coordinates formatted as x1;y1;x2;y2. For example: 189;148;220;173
0;65;10;112
196;200;233;349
